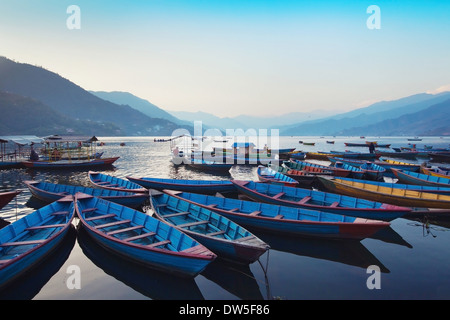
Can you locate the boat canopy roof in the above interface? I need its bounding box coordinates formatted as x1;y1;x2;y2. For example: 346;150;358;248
0;135;44;146
42;135;99;143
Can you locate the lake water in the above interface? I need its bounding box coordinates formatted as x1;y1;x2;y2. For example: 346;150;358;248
1;136;449;300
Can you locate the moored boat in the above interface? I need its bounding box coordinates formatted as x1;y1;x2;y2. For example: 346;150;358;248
187;158;233;173
326;176;450;195
126;176;236;195
318;176;450;209
231;180;411;221
74;193;216;277
257;166;299;187
360;162;386;180
287;160;349;177
24;180;148;209
21;157;119;170
421;167;450;179
429;152;450;163
163;190;391;240
88;171;148;193
392;168;450;187
0;190;21;210
149;190;269;263
0;196;75;289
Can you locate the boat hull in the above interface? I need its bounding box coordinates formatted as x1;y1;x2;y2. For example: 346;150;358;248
25;181;147;209
22;157;119;170
318;177;450;209
166;191;390;240
0;197;75;289
75;193;216;277
231;180;410;221
150;191;269;263
126;176;236;195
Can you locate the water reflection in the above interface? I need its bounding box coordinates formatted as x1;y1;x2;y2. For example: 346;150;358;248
77;226;204;300
255;231;390;273
0;226;76;300
201;259;265;300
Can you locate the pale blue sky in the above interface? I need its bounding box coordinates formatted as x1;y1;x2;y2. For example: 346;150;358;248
0;1;449;117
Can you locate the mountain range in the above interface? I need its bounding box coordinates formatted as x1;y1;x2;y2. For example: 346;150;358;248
0;56;449;136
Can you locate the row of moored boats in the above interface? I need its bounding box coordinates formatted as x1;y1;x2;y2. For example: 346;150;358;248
1;158;450;288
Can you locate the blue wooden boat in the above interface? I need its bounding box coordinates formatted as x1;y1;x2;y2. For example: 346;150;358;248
0;190;21;210
287;160;348;177
187;158;233;173
429;152;450;163
74;193;216;277
88;171;148;193
149;191;269;263
0;196;75;289
392;168;450;187
328;157;385;180
21;157;119;170
330;177;450;195
327;159;365;179
231;180;411;221
360;162;386;180
126;176;236;195
257;166;299;187
318;176;450;209
25;180;148;209
377;159;422;173
162;190;391;240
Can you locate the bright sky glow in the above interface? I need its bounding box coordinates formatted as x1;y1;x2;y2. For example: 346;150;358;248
0;0;449;117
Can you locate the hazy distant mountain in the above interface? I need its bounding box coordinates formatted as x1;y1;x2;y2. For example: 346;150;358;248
168;111;246;131
168;109;340;131
90;91;189;126
339;98;450;136
282;91;450;136
0;56;189;136
0;91;120;136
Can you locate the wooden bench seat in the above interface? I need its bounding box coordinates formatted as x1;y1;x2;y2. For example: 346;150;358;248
26;224;67;230
147;240;171;248
298;196;312;204
107;225;144;235
123;232;156;242
52;211;70;216
1;239;45;247
207;230;226;236
178;220;209;228
85;213;116;221
163;211;190;218
95;220;131;229
272;192;285;199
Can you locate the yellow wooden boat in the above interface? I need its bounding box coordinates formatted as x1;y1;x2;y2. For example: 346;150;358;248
421;167;450;179
318;176;450;209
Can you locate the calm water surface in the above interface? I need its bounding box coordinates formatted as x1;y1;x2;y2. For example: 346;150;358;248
1;136;449;300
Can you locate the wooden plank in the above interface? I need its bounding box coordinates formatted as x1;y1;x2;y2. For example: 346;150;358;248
330;202;339;207
298;196;312;204
123;232;156;242
272;192;285;199
163;211;190;218
52;211;70;216
249;211;261;216
207;230;226;236
85;213;116;221
94;220;131;229
82;208;97;213
1;239;45;247
147;240;171;248
274;214;284;219
26;224;66;230
107;225;144;235
181;244;211;255
178;220;209;228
